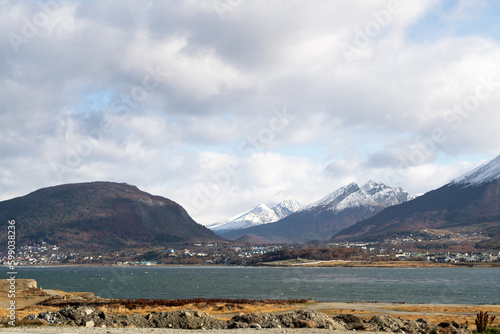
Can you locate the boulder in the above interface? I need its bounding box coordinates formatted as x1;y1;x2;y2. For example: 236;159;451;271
438;320;470;334
229;310;345;330
24;305;470;333
333;314;367;330
333;313;470;334
142;310;225;329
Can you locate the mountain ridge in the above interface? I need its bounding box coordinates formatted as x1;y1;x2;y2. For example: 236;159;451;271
220;180;411;243
450;155;500;186
208;199;301;233
332;155;500;243
305;180;409;213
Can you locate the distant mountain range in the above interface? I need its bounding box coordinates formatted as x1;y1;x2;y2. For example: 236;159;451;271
332;155;500;244
207;199;301;234
220;181;411;243
2;155;499;252
0;182;220;252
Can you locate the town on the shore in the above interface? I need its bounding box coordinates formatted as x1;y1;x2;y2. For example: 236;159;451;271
2;239;499;266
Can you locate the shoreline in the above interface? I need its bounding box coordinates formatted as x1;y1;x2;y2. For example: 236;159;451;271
1;280;499;332
5;260;500;268
0;328;395;333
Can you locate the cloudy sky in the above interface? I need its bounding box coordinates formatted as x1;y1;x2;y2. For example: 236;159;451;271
2;0;500;225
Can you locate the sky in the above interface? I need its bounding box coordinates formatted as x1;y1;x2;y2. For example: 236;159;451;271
2;0;500;225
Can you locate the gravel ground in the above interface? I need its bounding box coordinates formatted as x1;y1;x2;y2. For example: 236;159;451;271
0;328;393;334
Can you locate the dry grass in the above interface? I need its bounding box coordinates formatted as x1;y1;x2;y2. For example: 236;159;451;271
0;317;47;327
95;301;298;317
1;305;63;319
382;305;500;325
385;305;500;315
394;314;471;325
319;309;375;316
1;301;300;323
304;261;457;268
315;307;464;324
1;295;304;321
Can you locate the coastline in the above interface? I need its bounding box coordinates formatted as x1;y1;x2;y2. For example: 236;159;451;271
253;260;500;268
1;280;499;332
7;260;500;268
0;328;391;333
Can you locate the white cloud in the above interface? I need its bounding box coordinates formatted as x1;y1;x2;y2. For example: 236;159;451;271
122;31;252;99
1;0;500;224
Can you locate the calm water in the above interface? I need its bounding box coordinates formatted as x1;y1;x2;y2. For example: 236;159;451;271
7;266;500;304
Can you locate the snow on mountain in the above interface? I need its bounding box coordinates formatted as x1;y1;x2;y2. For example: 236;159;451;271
307;182;360;209
209;199;301;232
450;155;500;186
272;199;302;217
408;193;423;201
306;180;409;213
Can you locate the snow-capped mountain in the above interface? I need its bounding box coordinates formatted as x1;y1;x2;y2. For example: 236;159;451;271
208;199;301;233
408;193;423;201
450;155;500;186
221;181;411;243
333;155;500;242
273;199;302;217
306;180;409;213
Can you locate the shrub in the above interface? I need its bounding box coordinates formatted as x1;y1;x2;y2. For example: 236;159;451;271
475;311;496;333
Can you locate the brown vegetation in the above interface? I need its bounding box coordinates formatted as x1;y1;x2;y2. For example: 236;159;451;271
251;247;365;264
382;305;500;326
476;311;497;333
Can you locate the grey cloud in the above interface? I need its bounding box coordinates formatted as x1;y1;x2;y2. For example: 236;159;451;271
1;0;500;222
365;151;404;168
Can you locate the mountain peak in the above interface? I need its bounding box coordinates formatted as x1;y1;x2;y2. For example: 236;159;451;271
360;180;391;194
220;181;411;243
276;199;301;210
450;155;500;186
308;182;360;208
273;199;302;217
307;181;408;212
209;199;301;232
363;180;380;186
254;203;271;211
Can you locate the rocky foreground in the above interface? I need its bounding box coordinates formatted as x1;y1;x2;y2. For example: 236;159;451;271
24;306;470;334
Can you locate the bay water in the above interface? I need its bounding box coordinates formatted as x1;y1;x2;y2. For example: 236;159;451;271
8;266;500;304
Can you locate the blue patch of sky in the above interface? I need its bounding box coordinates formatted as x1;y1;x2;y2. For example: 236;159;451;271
192;142;238;155
77;91;114;115
435;151;493;167
274;143;330;161
406;0;500;43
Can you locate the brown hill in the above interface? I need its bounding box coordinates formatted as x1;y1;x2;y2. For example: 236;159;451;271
0;182;220;252
232;234;268;245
